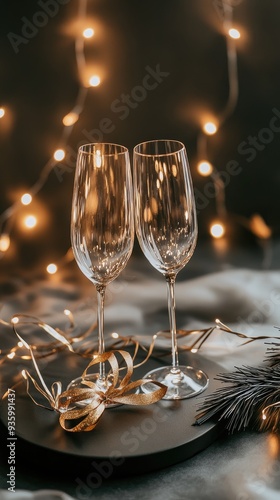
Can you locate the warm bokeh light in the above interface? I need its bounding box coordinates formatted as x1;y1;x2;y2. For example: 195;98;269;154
46;263;58;274
0;234;10;252
62;112;79;126
111;332;119;339
197;161;213;176
54;149;66;161
249;214;272;239
210;222;225;239
24;215;37;229
0;1;259;274
228;28;241;39
203;122;217;135
16;197;49;235
7;352;15;360
83;27;94;38
89;75;101;87
11;316;19;324
268;433;279;457
21;193;32;205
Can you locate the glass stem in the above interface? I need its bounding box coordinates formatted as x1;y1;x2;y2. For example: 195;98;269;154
96;285;106;384
166;275;179;372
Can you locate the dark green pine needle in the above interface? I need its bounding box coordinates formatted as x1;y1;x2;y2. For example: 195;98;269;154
195;359;280;433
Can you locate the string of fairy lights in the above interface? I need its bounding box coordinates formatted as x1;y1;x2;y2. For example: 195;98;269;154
196;1;272;251
0;0;272;276
0;0;99;272
197;1;240;240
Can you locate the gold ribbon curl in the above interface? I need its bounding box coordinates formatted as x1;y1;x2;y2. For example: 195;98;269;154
58;349;167;432
3;316;167;432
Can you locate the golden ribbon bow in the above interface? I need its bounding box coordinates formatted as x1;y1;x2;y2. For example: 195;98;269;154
58;349;167;432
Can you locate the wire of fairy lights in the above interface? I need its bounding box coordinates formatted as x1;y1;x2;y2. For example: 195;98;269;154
196;0;272;257
3;313;280;435
197;1;238;237
0;0;100;270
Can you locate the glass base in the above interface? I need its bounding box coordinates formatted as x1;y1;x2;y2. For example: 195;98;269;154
141;365;209;400
67;373;121;408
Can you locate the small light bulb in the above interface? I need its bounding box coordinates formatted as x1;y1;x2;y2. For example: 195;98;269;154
210;222;225;239
203;122;217;135
111;332;119;339
89;75;101;87
64;309;71;316
62;112;79;126
7;352;15;359
11;317;19;324
46;263;58;275
54;149;65;161
0;234;10;252
262;412;267;421
21;193;32;205
0;107;5;118
24;215;37;229
229;28;240;39
83;27;94;38
197;161;213;176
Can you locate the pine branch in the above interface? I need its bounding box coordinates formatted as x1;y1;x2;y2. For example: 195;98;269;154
265;342;280;366
195;363;280;433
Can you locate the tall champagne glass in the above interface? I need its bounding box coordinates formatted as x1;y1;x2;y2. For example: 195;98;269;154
70;143;134;394
133;139;208;399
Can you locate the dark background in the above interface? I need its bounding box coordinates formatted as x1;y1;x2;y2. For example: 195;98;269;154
0;0;280;274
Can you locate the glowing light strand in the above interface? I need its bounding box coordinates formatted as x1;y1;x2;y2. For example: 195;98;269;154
197;0;239;229
2;311;280;367
0;0;92;263
196;2;272;263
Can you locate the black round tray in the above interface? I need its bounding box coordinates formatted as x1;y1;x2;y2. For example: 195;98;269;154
0;349;223;478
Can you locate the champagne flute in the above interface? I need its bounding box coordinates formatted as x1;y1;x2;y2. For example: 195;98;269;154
133;139;208;400
69;142;134;396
